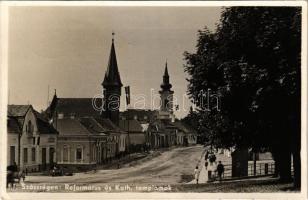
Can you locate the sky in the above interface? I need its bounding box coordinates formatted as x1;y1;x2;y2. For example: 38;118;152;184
8;6;222;118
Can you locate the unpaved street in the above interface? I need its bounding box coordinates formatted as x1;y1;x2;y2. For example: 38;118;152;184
26;146;205;185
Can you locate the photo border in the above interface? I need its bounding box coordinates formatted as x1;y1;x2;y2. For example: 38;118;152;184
0;1;307;199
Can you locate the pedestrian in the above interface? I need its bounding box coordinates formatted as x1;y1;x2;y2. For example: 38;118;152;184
51;165;57;176
205;160;209;170
208;161;213;181
12;162;18;172
204;151;209;160
194;166;200;184
217;161;224;182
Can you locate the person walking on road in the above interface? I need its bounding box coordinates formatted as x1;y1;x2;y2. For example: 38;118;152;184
217;161;224;182
194;166;200;184
204;150;209;161
205;160;209;170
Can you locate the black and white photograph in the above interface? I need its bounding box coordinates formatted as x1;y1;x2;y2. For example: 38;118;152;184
0;1;307;199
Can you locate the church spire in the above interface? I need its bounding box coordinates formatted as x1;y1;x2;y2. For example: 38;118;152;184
101;32;123;125
160;61;172;91
159;61;174;113
102;32;123;88
164;60;169;77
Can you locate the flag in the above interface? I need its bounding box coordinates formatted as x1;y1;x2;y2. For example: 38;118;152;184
125;86;130;105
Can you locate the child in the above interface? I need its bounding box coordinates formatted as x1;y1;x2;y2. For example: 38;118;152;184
194;166;200;184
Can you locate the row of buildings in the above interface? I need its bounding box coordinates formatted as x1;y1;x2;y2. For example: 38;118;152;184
7;35;198;172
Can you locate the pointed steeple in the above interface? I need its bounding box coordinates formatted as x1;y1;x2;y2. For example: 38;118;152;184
102;32;123;88
164;61;169;77
45;89;58;120
160;61;172;91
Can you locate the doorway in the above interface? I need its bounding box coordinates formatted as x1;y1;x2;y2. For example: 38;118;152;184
42;148;46;170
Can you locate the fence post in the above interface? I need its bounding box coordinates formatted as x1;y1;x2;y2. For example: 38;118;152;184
265;163;268;175
260;163;262;175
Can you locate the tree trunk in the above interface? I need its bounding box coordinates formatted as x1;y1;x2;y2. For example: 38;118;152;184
253;152;257;176
271;148;280;177
278;148;292;183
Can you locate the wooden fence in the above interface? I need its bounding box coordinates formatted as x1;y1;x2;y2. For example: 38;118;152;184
222;162;275;179
221;161;294;179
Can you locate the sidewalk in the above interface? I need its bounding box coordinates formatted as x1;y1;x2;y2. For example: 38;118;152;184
188;148;231;184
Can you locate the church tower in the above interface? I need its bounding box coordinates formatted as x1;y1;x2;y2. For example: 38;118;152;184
102;33;123;125
159;61;174;113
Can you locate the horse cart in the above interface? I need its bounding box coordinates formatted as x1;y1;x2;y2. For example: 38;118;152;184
7;165;25;188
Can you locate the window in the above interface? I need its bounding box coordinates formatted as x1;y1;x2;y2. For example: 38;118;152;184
76;147;82;160
37;137;40;145
164;99;169;108
27;121;33;134
63;146;69;162
33;137;35;145
23;148;28;163
31;148;36;162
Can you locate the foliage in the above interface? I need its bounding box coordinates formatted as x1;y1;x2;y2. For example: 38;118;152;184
184;7;301;150
183;7;301;186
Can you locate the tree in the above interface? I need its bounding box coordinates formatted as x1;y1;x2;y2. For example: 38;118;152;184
184;7;301;188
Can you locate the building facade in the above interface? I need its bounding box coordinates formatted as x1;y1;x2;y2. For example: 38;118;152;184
7;105;58;172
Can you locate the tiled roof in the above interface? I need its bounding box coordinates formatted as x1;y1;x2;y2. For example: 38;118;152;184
7;106;58;135
7;105;31;117
119;119;144;133
162;120;177;129
148;120;164;133
56;118;91;136
120;109;158;122
7;117;21;133
173;121;197;134
54;98;102;118
36;118;58;134
44;93;58;119
79;117;107;135
33;110;58;134
96;118;125;133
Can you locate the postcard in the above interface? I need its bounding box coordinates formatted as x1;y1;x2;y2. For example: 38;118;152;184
0;1;307;200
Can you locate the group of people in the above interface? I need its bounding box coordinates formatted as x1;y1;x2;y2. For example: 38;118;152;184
194;150;225;184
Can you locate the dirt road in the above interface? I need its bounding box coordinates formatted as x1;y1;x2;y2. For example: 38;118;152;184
26;145;205;185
